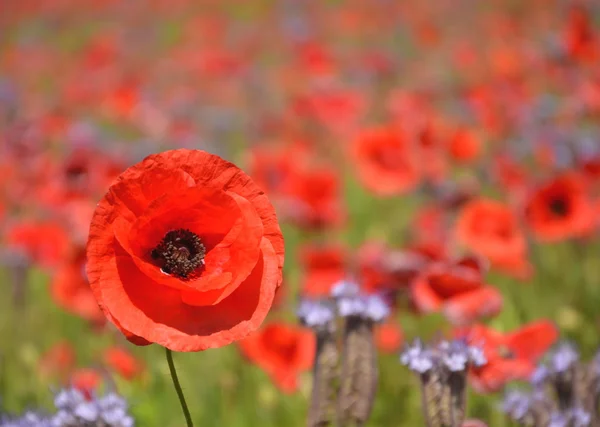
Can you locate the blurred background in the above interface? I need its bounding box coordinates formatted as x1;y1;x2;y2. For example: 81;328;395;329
1;0;600;425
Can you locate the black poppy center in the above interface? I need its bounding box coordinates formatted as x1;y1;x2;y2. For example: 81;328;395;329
151;229;206;278
549;196;569;217
497;345;515;359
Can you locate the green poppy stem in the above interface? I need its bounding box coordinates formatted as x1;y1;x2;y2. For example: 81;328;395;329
165;348;194;427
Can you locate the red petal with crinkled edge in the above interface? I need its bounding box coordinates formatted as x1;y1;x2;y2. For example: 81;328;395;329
411;273;443;312
96;238;278;351
87;149;284;351
443;286;503;325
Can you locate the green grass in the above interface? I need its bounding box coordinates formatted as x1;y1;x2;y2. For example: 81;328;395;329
1;180;598;426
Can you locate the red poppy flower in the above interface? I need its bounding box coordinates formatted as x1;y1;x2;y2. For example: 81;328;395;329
305;88;365;136
378;243;445;292
39;341;76;381
103;347;144;380
299;244;346;297
4;220;70;269
239;322;315;393
458;320;558;393
352;126;419;196
375;321;404;354
415;119;448;185
492;154;530;204
455;199;531;279
564;5;598;63
524;173;595;242
246;141;310;196
411;204;448;247
71;368;102;398
447;127;482;164
86;149;285;352
280;167;344;229
51;244;105;324
411;256;502;325
356;241;391;294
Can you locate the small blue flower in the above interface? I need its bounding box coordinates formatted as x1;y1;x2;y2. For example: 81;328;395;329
73;401;99;422
337;295;366;317
530;365;549;387
548;411;569;427
570;407;591;427
550;342;579;373
330;280;360;298
364;294;390;322
0;411;53;427
467;345;487;367
501;390;531;420
297;299;335;328
49;388;135;427
400;340;435;373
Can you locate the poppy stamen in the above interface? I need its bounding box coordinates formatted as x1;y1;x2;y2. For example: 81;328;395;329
151;229;205;278
548;197;569;217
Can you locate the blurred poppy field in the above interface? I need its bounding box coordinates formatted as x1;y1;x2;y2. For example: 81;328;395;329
2;0;600;426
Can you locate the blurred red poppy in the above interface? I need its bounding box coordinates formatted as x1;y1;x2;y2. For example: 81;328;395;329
352;126;419;196
524;173;595;242
5;220;70;269
411;256;502;325
51;244;105;324
103;347;144;380
39;341;76;382
71;368;102;398
86;149;285;352
455;198;531;279
375;321;404;354
492;154;530;204
415;119;448;185
564;5;598;63
239;322;315;393
299;244;346;297
447;127;482;164
458;320;558;393
280;167;344;229
246;141;311;196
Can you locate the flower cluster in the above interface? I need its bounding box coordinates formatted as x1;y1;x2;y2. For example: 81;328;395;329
400;338;487;426
0;388;134;427
298;280;391;427
502;342;600;426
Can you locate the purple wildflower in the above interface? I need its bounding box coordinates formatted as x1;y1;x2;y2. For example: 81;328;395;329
330;280;360;298
549;342;579;373
501;390;532;420
0;412;53;427
50;388;134;427
297;299;335;328
364;294;390;322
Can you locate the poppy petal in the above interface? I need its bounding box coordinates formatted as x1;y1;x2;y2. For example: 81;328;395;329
443;286;503;325
96;238;279;352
